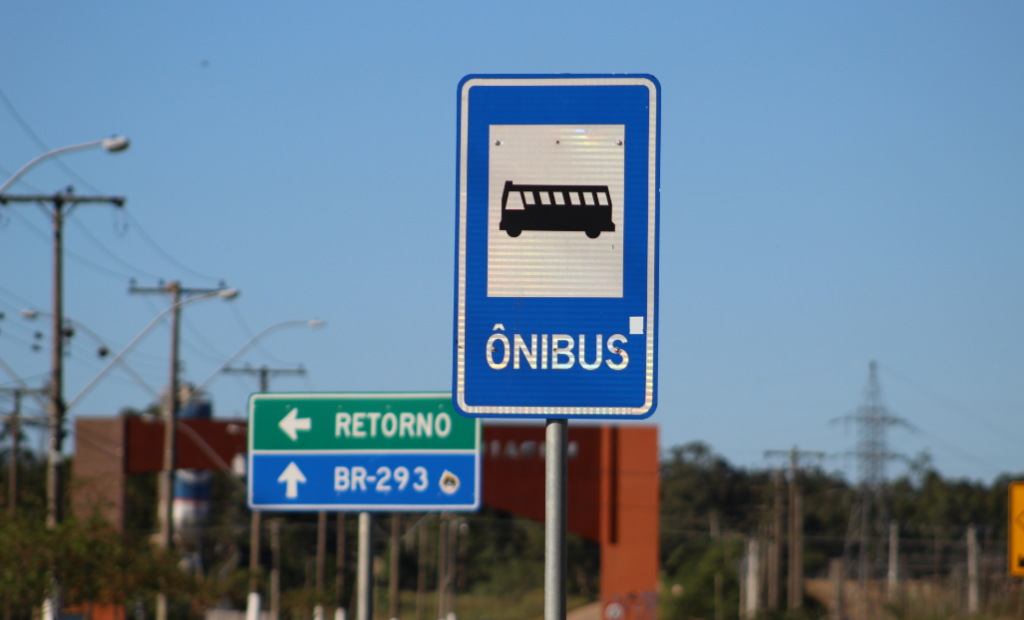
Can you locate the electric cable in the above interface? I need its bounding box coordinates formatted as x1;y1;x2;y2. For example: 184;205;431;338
1;84;221;287
120;210;222;283
228;303;299;367
180;315;229;361
0;285;41;310
5;207;137;280
879;361;1024;446
68;216;165;280
0;84;106;195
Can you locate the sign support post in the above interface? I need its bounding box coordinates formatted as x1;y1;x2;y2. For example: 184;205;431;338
452;74;661;620
544;420;568;620
357;512;373;620
247;393;480;620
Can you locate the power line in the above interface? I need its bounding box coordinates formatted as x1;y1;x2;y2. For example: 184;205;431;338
180;315;229;361
121;210;222;283
68;216;165;280
0;285;42;310
0;87;220;286
879;361;1024;447
0;84;105;195
910;428;1003;474
0;165;42;193
228;303;298;367
4;206;137;280
0;329;44;352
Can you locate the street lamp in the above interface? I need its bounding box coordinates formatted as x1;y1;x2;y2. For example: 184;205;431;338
21;309;158;399
1;137;129;535
0;136;129;196
188;318;324;398
62;286;238;620
2;137;131;620
66;287;239;411
179;317;323;620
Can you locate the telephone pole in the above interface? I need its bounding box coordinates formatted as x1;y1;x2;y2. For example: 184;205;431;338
1;189;126;528
130;280;227;620
3;190;124;527
223;364;305;620
768;469;783;610
1;387;47;515
765;445;825;611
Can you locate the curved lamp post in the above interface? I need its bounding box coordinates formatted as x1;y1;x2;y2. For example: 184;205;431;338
187;317;323;620
66;287;238;411
1;136;129;535
187;318;324;399
0;136;129;196
21;309;159;400
3;137;131;620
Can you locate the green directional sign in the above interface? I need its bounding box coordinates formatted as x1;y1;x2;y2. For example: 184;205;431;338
250;393;476;451
248;392;480;511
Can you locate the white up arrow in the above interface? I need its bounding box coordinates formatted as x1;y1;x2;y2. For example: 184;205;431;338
277;462;306;499
278;407;311;441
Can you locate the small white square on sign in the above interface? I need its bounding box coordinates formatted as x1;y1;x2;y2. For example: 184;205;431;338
629;316;644;335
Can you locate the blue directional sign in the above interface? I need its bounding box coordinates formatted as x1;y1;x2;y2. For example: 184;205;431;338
248;393;480;511
452;75;661;419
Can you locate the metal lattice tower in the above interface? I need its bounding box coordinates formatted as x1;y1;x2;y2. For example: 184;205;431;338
836;361;909;620
853;361;905;488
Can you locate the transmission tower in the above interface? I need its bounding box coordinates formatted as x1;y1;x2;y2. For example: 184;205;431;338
836;360;909;620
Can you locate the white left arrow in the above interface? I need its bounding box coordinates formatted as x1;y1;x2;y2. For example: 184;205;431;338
279;407;311;441
277;462;306;499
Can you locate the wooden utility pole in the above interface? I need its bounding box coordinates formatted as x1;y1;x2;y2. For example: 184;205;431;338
436;514;448;620
130;280;224;566
744;538;760;619
790;488;803;609
416;516;429;620
337;513;346;615
764;445;824;611
1;387;45;516
2;190;124;620
967;525;979;614
132;278;234;620
828;559;844;620
318;511;328;591
389;514;400;620
6;389;17;516
223;364;305;605
446;518;462;617
271;520;281;620
887;521;899;602
769;469;783;610
1;190;124;530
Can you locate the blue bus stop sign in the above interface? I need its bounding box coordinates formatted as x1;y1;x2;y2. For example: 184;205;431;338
452;75;661;419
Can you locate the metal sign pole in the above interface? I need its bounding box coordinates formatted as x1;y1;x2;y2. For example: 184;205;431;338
357;512;374;620
544;419;568;620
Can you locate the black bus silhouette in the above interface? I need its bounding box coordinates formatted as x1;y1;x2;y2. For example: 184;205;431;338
499;181;616;239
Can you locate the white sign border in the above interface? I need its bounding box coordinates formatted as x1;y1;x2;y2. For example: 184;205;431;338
455;77;658;417
247;392;481;512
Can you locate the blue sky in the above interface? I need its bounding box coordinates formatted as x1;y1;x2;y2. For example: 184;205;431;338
0;2;1021;482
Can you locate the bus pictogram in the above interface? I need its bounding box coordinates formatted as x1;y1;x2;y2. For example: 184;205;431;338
499;181;616;239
